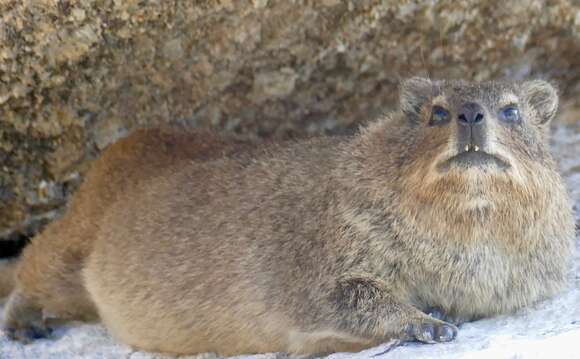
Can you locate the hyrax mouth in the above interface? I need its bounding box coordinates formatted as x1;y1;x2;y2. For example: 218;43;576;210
437;145;510;172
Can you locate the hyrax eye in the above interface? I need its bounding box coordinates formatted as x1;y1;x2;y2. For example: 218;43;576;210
498;105;520;123
429;106;451;126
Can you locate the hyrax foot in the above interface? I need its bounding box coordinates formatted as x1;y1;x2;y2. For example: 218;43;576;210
1;290;52;344
4;322;52;344
403;317;458;344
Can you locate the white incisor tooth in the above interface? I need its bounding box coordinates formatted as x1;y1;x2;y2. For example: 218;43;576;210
464;145;470;152
474;145;480;152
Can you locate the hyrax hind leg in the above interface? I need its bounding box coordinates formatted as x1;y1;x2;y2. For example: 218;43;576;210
2;129;255;343
3;289;51;343
1;213;98;342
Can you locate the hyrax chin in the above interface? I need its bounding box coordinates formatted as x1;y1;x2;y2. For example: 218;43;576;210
1;78;575;356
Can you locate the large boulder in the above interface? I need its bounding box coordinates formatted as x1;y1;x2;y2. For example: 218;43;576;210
1;0;580;239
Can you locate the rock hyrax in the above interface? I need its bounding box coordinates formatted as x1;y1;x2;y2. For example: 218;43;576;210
1;78;575;356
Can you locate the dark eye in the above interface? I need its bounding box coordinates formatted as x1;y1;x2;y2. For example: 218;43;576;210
429;106;450;126
499;105;520;123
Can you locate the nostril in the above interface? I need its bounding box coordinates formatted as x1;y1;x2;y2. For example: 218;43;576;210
458;112;484;125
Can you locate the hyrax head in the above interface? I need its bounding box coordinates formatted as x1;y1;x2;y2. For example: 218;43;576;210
397;77;559;186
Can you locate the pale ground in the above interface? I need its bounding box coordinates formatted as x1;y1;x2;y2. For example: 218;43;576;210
1;123;579;359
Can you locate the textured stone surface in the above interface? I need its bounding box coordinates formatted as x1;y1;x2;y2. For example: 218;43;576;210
1;0;580;238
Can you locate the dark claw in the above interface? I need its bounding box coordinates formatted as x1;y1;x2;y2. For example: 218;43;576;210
3;324;52;343
435;323;457;342
26;325;52;340
419;323;435;343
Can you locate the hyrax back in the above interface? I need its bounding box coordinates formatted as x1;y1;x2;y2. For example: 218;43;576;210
3;79;575;356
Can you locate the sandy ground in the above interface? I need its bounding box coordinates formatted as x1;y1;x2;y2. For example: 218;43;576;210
1;123;579;359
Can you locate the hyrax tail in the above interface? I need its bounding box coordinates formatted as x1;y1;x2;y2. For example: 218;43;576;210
0;259;17;298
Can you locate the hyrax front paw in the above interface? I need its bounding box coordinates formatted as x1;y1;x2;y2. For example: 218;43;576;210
403;317;458;344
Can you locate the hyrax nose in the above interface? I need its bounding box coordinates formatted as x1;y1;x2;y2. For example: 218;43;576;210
458;102;484;126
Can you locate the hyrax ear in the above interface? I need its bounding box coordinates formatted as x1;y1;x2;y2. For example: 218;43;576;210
522;80;558;125
399;77;433;119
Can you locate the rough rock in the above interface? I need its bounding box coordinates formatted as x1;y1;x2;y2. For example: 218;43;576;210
1;0;580;238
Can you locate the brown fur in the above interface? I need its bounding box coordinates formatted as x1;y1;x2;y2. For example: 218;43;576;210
0;260;16;299
2;128;255;322
1;79;575;356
